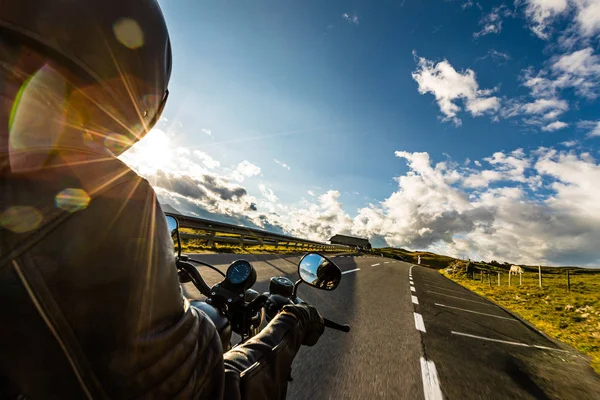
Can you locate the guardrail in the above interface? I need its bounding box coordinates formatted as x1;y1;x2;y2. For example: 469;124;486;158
165;212;350;252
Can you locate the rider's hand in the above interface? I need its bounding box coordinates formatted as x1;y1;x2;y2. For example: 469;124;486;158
281;303;325;346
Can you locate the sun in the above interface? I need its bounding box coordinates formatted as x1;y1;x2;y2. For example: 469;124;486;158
119;128;174;175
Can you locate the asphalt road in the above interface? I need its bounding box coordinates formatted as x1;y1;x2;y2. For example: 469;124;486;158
183;253;600;399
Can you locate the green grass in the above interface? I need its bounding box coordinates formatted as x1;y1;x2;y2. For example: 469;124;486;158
441;261;600;375
180;237;341;255
372;247;460;269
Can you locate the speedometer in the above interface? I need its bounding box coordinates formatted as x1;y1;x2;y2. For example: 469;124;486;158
227;260;251;284
225;260;257;291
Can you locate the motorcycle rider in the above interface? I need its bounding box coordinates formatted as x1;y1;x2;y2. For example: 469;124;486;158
0;1;324;398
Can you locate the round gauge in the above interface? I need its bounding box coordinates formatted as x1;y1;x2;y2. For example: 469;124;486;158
227;260;252;285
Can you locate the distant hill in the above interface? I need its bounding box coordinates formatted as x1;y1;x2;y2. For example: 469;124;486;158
373;247;460;269
373;247;599;272
160;203;182;214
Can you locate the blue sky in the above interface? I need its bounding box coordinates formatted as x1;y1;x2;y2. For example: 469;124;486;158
122;0;600;266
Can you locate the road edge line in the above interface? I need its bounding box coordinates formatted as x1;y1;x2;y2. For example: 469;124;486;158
436;272;575;352
420;357;443;400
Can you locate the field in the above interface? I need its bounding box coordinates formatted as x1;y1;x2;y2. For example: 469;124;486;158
441;261;600;375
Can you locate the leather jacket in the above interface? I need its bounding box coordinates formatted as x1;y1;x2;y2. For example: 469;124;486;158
0;150;306;399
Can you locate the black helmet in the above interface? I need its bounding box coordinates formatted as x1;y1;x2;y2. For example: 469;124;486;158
0;0;172;155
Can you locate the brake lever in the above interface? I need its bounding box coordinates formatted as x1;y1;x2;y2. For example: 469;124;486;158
323;318;350;333
292;297;350;332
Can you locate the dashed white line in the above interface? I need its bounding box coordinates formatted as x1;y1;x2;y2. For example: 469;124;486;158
435;303;516;321
412;295;419;305
422;284;477;296
411;286;416;292
371;263;380;267
414;312;426;332
420;357;443;400
451;331;569;352
384;262;390;264
426;290;494;306
342;268;361;275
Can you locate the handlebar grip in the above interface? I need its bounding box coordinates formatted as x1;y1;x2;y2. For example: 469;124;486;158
323;318;350;333
177;260;212;297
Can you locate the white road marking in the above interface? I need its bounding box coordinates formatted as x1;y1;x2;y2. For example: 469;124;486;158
420;357;443;400
412;295;419;305
411;286;416;292
384;262;390;264
371;263;380;267
435;303;516;321
426;291;494;306
451;331;569;352
414;312;426;332
342;268;361;275
422;284;477;296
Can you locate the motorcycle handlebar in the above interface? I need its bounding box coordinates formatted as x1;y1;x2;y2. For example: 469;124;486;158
323;318;350;332
177;260;212;297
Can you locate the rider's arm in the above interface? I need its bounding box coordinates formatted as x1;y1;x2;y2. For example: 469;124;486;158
222;304;322;399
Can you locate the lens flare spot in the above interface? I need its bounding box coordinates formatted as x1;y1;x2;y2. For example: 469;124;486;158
104;133;133;155
55;189;90;213
0;206;43;233
113;18;144;49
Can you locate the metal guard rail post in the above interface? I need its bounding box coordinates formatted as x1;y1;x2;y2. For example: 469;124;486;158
165;212;350;252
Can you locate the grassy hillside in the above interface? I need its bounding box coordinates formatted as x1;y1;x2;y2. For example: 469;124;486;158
441;260;600;375
372;247;460;269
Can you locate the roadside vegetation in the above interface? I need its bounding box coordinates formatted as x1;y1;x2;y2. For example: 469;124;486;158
179;228;342;255
440;260;600;375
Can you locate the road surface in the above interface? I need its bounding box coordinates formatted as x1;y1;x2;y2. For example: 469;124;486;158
183;253;600;399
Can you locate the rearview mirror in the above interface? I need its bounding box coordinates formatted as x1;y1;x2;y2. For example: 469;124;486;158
165;215;181;258
298;253;341;291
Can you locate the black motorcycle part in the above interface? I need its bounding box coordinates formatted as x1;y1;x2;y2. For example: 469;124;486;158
269;276;295;297
190;301;232;351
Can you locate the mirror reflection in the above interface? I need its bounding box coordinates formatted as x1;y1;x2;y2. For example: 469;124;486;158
298;253;341;290
166;215;180;257
166;215;178;234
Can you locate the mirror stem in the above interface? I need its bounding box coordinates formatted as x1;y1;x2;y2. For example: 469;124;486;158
292;279;302;298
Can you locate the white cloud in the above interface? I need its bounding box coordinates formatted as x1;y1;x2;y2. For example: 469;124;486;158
502;94;569;127
342;13;359;25
201;128;212;137
412;52;500;125
542;120;569;131
562;140;578;147
122;130;600;265
523;0;569;39
231;160;261;182
463;169;504;188
462;0;474;9
473;6;512;38
573;0;600;37
551;47;600;98
307;190;316;196
194;150;220;169
522;98;569;114
351;148;600;266
578;120;600;136
273;159;291;171
485;49;511;63
259;184;278;202
474;23;502;38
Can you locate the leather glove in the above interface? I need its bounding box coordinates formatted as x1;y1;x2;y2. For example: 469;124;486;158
281;303;325;346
